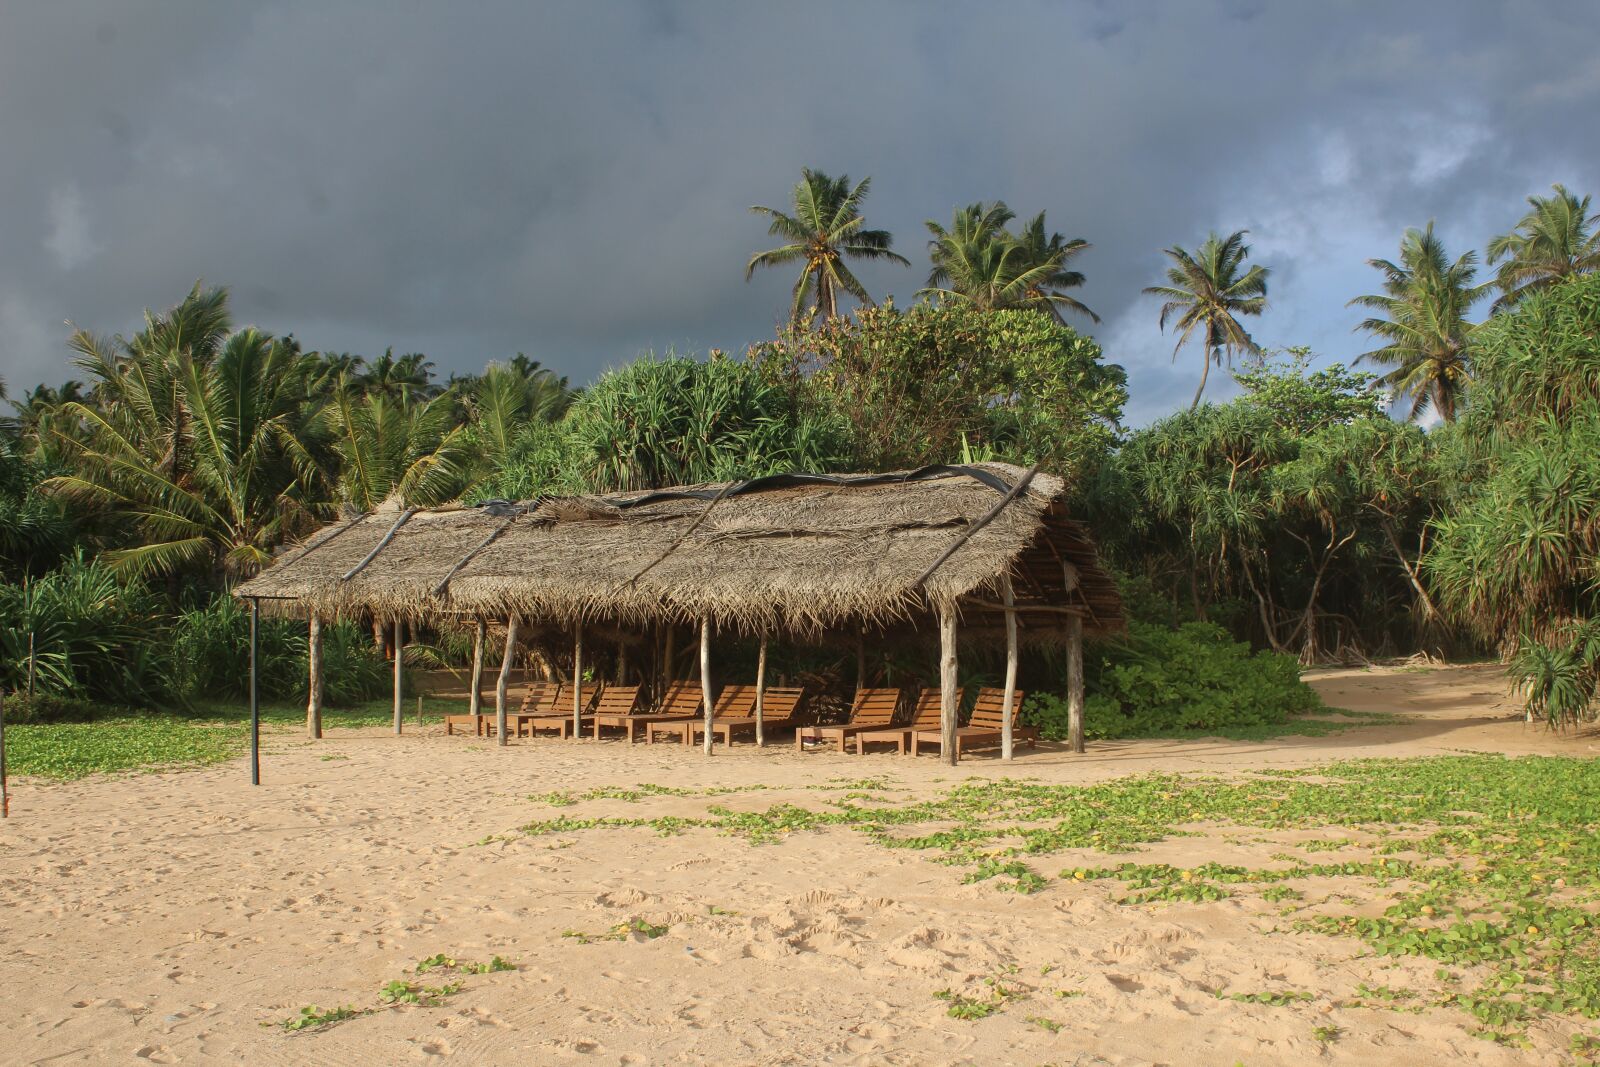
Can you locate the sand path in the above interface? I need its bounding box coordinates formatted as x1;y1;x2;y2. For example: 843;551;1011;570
1;663;1593;1066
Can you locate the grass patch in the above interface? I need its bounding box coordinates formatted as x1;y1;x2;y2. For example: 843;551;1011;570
4;696;462;780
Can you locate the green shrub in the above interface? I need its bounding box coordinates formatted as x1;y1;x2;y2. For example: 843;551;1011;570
0;553;162;702
165;597;390;707
166;596;306;703
1022;622;1320;740
319;619;391;706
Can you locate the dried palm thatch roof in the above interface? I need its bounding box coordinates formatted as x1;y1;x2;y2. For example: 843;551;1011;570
234;463;1122;637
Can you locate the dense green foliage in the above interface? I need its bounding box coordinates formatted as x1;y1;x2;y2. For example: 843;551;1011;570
0;554;387;708
1426;274;1600;724
4;178;1600;733
750;302;1125;474
1090;350;1444;661
1023;622;1321;740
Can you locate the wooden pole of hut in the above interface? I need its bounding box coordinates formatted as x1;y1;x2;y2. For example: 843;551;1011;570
855;631;867;691
249;598;261;785
616;638;629;686
939;604;959;767
468;618;486;727
1000;572;1019;762
307;614;324;740
496;615;519;747
573;624;584;737
391;616;404;735
754;633;768;747
700;618;714;756
662;625;676;686
2;687;10;817
1061;561;1084;754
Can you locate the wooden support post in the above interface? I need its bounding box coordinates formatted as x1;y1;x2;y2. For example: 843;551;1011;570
939;605;959;767
1061;560;1084;754
617;639;629;686
2;687;10;817
856;631;867;691
392;617;404;736
1066;614;1085;754
573;625;584;737
496;616;519;747
249;598;260;785
468;619;486;721
1000;572;1019;762
700;618;714;756
663;625;676;688
754;633;769;747
307;614;324;740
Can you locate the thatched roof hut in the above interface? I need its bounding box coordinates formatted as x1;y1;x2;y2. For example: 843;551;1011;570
235;462;1122;637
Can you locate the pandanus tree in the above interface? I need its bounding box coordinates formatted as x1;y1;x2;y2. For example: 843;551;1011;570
47;288;324;579
1348;223;1487;423
1487;184;1600;310
1144;231;1269;409
747;168;909;324
922;203;1098;324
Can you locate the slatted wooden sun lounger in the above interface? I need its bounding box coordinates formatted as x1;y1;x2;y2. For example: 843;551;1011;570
795;688;903;753
911;687;1034;760
852;687;960;755
447;676;550;736
513;683;605;739
593;683;697;742
651;684;748;745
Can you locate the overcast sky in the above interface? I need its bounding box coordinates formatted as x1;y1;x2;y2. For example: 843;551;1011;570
2;1;1597;423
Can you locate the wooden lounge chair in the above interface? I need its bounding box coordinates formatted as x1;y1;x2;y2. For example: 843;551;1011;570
911;687;1034;760
593;684;699;742
852;687;960;755
636;682;716;744
514;683;604;739
658;684;752;746
795;688;903;753
447;676;551;737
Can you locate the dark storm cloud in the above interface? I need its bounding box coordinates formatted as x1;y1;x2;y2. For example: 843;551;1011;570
2;1;1596;423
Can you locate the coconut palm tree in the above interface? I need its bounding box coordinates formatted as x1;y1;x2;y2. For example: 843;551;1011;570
357;348;438;400
322;381;471;510
1348;223;1488;423
924;201;1018;305
1487;184;1600;310
48;324;324;579
1144;231;1270;408
464;357;572;466
747;169;909;324
922;204;1099;324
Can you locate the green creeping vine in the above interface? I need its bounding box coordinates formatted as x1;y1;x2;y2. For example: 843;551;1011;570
276;954;517;1033
507;756;1600;1042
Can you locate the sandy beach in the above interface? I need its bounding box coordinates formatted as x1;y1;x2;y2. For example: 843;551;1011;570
1;663;1594;1066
